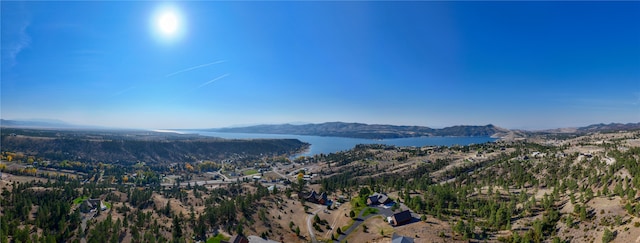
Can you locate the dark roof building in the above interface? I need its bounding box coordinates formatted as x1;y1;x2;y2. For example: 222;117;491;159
299;190;328;205
390;210;413;226
225;235;249;243
79;199;106;213
392;233;414;243
367;192;391;205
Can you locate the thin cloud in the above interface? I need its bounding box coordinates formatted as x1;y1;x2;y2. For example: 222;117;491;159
198;73;230;88
2;5;31;68
166;60;226;77
164;73;231;104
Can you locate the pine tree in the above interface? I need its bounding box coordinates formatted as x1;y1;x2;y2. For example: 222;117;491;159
602;228;615;243
172;215;182;241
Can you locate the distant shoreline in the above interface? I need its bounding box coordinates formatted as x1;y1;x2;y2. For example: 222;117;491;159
194;130;497;157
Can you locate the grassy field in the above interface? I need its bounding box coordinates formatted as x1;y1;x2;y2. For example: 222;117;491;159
206;234;230;243
362;207;379;217
350;196;367;215
243;169;259;175
73;196;88;205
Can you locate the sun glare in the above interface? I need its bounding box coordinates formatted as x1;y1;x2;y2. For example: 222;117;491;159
158;12;178;35
151;5;184;42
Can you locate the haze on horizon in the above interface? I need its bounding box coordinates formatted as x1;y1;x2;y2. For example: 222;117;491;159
1;1;639;130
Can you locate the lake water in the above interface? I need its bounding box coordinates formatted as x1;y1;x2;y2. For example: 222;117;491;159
188;131;497;157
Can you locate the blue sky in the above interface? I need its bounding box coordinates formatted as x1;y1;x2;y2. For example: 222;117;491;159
2;1;639;130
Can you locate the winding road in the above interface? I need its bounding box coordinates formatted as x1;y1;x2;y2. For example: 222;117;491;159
306;206;325;243
336;209;374;242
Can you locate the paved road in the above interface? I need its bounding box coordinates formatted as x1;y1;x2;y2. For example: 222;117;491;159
160;179;232;187
335;204;409;242
336;208;375;242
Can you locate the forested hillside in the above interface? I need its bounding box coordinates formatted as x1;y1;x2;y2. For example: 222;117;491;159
314;131;640;242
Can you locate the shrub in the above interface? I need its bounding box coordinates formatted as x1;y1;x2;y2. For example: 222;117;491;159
602;228;616;243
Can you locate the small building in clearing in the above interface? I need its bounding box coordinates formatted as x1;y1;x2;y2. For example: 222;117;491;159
388;210;412;226
392;233;415;243
225;234;249;243
299;190;328;205
80;199;106;213
367;192;391;205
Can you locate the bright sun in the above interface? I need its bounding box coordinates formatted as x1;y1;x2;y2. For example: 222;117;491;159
151;6;184;42
157;11;178;35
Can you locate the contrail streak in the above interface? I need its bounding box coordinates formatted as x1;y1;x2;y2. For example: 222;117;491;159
166;60;226;77
198;73;230;88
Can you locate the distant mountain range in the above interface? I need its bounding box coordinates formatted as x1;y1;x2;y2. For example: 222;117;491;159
207;122;640;139
0;119;108;129
206;122;512;139
539;122;640;134
3;119;638;139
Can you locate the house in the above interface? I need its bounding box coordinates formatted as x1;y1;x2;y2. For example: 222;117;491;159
532;152;546;158
80;199;107;213
299;190;328;205
388;210;412;226
367;192;391;205
392;233;414;243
